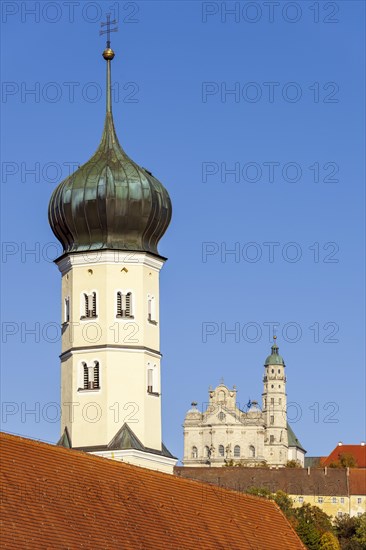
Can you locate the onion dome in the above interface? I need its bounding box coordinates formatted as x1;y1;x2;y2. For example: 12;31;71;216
48;39;171;258
264;336;285;366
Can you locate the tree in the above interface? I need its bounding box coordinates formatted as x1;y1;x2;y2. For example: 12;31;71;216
246;486;272;499
296;518;322;550
334;514;359;540
286;459;302;468
334;514;366;550
273;490;294;518
328;453;358;468
295;503;333;535
354;513;366;546
319;532;340;550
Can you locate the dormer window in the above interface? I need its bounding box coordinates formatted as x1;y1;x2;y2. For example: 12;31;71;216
82;292;97;318
117;291;134;318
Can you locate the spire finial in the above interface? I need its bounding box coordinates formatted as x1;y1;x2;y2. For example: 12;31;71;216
100;14;118;113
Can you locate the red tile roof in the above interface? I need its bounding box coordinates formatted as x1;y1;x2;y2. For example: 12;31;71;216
321;445;366;467
349;469;366;495
0;432;305;549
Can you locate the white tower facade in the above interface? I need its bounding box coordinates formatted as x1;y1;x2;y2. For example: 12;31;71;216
49;35;175;473
261;336;289;466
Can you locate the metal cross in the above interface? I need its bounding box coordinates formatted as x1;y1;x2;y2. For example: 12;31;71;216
100;14;118;48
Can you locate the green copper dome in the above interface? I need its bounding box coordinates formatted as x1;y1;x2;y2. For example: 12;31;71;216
264;338;285;366
48;44;171;258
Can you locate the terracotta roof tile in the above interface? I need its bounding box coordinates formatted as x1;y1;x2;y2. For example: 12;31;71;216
0;432;305;549
321;445;366;467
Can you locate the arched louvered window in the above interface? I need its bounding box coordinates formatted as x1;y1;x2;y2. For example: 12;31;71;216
93;361;100;389
218;444;225;457
234;445;240;458
125;292;132;317
117;291;122;317
83;292;97;318
83;362;88;389
249;445;255;458
192;446;198;459
81;361;100;390
117;291;133;318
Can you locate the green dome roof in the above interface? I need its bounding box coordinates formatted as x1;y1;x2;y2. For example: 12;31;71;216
48;44;171;258
264;339;285;366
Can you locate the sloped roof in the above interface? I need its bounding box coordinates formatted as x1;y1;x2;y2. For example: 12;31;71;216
349;469;366;495
175;466;350;497
0;432;305;549
321;444;366;467
287;423;306;452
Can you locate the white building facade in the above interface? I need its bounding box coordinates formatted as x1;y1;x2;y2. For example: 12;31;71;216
183;339;306;468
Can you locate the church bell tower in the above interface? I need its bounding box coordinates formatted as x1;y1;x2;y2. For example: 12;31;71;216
262;337;288;466
48;18;176;473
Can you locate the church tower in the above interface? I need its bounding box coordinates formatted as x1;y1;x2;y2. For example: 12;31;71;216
262;337;288;466
48;20;176;473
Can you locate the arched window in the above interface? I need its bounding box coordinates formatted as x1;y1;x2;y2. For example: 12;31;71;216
148;295;156;323
270;435;275;444
218;390;225;402
125;292;132;317
93;361;100;389
82;361;100;390
117;291;122;317
218;444;225;457
204;445;210;458
147;364;158;394
64;297;70;323
147;367;153;393
249;445;255;458
117;291;133;318
192;446;198;459
83;362;88;389
218;411;226;422
234;445;240;457
83;292;97;318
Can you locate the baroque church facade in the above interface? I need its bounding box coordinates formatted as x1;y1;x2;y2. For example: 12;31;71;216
183;338;306;467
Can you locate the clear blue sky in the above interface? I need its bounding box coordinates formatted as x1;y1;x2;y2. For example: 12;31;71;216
1;1;365;461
